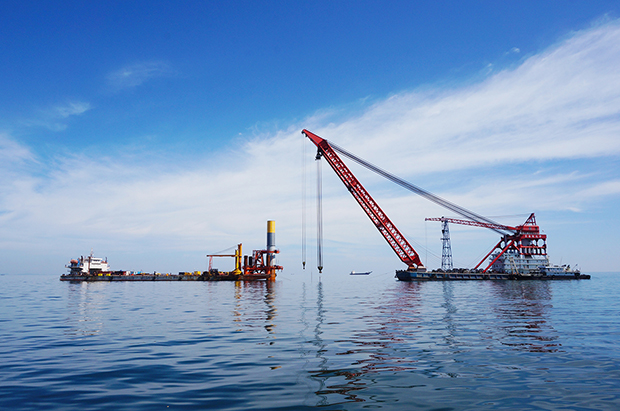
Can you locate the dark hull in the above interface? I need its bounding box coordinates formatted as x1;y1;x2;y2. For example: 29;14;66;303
60;273;274;282
396;270;590;281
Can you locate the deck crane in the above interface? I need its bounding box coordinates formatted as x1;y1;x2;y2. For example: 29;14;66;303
302;130;561;278
302;129;517;272
303;129;527;267
425;214;547;273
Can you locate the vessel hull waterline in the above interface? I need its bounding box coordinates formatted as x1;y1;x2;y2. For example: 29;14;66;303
396;270;590;281
60;273;274;282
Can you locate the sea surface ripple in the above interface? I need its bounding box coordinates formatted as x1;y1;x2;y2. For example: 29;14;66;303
1;271;619;410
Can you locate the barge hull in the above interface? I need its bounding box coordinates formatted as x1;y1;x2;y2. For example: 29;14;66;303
396;270;590;281
60;274;274;282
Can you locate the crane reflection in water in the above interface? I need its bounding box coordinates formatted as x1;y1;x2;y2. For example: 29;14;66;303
305;278;426;406
307;279;366;405
486;281;559;353
302;277;559;407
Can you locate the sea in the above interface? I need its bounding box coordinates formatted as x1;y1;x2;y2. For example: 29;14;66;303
1;271;619;410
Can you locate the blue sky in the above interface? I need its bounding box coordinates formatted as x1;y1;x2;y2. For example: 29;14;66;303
1;1;620;275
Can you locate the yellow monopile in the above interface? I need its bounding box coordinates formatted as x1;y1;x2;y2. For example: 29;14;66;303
233;243;243;275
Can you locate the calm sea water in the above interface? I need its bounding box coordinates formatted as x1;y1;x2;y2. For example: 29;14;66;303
1;271;619;410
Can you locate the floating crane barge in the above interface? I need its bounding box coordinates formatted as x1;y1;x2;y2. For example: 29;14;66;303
302;129;589;281
60;221;282;282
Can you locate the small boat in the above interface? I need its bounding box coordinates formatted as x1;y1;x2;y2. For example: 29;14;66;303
350;271;372;275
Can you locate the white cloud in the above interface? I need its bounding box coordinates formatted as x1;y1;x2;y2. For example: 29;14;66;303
3;21;620;274
0;133;35;164
52;101;91;118
312;21;620;177
577;180;620;198
106;61;172;91
22;101;92;131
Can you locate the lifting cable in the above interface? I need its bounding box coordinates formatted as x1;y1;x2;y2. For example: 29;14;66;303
328;142;512;236
301;133;307;270
208;245;238;255
316;152;323;273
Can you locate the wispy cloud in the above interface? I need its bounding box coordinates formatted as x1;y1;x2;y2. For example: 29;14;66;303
312;20;620;177
22;101;92;131
51;101;91;119
0;133;35;164
577;180;620;198
2;21;620;274
106;61;172;91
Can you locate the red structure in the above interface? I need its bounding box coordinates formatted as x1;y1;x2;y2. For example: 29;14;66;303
207;221;282;279
243;248;282;278
302;129;424;270
426;214;547;273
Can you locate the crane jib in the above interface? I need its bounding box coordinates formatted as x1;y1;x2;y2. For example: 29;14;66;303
303;130;511;235
303;129;423;269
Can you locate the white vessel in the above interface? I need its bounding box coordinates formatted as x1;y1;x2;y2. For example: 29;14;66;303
488;250;580;276
66;250;110;275
539;264;580;276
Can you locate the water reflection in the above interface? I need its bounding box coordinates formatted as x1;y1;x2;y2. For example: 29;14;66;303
64;282;107;337
232;280;277;339
441;282;458;349
305;280;361;405
306;279;425;406
487;281;559;352
308;280;339;406
303;278;562;408
333;281;423;372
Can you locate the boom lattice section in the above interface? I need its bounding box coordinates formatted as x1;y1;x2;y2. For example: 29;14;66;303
303;129;423;269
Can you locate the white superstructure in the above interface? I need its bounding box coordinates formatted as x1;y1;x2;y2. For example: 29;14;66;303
66;250;110;275
489;249;579;275
489;250;549;274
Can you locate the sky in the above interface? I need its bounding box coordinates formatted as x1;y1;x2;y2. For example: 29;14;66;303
1;1;620;275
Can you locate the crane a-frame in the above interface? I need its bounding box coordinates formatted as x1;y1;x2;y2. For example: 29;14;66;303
425;214;547;273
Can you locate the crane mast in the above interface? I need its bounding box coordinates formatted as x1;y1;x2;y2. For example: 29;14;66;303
440;219;453;271
302;129;424;270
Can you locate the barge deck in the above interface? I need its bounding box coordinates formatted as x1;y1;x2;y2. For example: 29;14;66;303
60;272;274;282
396;270;590;281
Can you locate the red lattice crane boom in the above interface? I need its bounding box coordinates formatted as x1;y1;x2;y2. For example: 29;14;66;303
302;129;424;270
